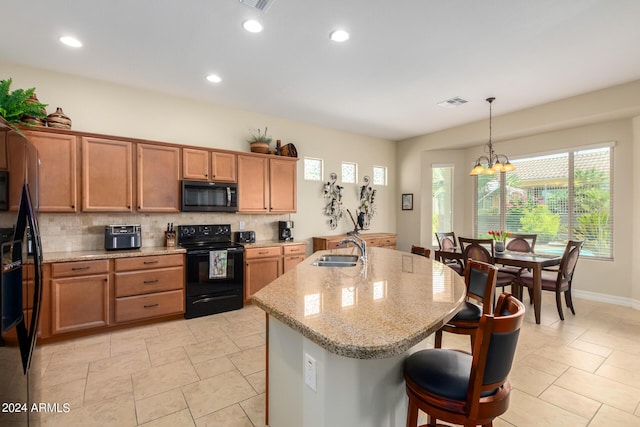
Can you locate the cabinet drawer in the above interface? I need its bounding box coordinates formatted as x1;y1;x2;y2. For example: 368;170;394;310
283;244;305;255
115;254;183;271
115;266;184;297
327;241;343;249
51;260;109;278
245;246;282;259
115;290;184;323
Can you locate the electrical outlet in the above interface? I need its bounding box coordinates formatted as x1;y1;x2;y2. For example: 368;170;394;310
304;353;317;392
239;221;245;230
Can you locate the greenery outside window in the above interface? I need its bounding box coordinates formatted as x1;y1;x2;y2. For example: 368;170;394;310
474;144;613;259
433;165;454;246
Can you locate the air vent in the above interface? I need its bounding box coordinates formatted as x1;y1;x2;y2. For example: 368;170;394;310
437;96;469;108
238;0;274;12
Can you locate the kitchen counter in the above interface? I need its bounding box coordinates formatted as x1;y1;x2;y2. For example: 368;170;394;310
43;246;186;263
252;247;466;427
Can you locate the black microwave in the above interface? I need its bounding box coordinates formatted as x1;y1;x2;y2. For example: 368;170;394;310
181;180;238;212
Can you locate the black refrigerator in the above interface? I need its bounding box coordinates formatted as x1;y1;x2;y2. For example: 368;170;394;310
0;119;44;427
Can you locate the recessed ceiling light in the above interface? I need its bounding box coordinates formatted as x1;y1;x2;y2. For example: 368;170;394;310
329;30;349;42
206;74;222;83
242;20;263;33
59;36;82;48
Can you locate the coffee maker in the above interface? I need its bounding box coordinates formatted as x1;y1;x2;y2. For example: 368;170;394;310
278;221;294;241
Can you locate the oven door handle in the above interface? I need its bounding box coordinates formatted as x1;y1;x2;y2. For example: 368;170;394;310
193;295;235;304
188;247;244;256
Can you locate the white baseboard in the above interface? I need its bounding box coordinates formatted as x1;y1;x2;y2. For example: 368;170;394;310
572;289;640;309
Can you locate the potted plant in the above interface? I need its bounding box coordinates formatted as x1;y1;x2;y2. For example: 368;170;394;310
247;127;272;154
0;78;48;135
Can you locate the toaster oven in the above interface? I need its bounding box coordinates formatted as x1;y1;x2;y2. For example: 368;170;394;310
105;225;142;250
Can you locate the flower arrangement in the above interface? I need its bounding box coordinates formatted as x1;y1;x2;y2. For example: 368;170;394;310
488;230;510;242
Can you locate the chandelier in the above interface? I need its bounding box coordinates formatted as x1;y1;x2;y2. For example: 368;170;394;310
469;97;515;175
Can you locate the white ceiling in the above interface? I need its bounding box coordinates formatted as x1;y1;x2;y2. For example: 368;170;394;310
2;0;640;140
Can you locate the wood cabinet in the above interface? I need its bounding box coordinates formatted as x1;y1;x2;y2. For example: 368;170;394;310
269;157;297;213
183;148;236;182
137;143;180;212
312;233;397;252
7;132;26;211
26;131;78;212
283;244;306;273
82;137;133;212
237;154;297;213
114;254;184;323
0;130;7;169
244;243;307;302
245;246;282;302
50;260;110;335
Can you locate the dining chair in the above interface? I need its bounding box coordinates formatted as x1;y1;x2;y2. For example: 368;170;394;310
410;245;430;258
497;233;538;293
459;237;515;293
405;292;526;427
516;240;583;320
435;232;463;274
434;259;497;350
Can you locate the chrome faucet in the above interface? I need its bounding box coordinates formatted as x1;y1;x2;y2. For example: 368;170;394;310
338;234;367;263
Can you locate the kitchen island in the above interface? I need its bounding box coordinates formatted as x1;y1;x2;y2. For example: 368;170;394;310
252;246;466;427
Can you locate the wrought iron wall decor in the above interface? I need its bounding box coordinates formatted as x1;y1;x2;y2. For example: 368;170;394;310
323;172;344;229
357;176;376;230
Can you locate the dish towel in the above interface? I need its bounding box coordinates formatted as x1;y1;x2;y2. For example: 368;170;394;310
209;250;228;279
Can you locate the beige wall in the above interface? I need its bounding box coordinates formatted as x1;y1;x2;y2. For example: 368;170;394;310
2;62;397;253
398;81;640;307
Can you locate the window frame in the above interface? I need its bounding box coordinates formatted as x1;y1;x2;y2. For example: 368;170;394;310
473;142;614;260
341;161;358;184
303;157;324;181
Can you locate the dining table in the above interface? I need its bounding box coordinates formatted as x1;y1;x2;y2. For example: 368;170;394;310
435;248;563;324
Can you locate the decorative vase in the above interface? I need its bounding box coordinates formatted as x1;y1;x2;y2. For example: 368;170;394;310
46;107;72;129
495;241;505;253
21;93;47;126
250;141;270;154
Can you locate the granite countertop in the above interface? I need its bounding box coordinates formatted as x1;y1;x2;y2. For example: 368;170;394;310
241;240;307;249
252;247;466;359
43;246;186;263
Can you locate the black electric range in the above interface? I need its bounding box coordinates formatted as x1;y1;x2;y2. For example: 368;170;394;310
178;224;244;318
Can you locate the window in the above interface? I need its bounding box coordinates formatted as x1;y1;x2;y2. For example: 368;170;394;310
304;157;323;181
432;165;454;246
373;165;387;186
474;145;613;259
341;162;357;183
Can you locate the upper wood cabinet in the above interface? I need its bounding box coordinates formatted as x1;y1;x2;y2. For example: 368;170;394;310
137;143;180;212
269;157;297;213
26;131;78;212
183;148;236;182
7;132;26;211
0;131;7;170
237;154;297;213
237;155;269;213
82;137;133;212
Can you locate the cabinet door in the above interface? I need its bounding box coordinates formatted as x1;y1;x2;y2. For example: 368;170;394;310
238;155;269;213
269;158;297;213
211;151;237;182
7;132;26;211
82;137;133;212
245;257;281;302
51;274;109;335
27;131;78;212
137;143;180;212
183;148;210;180
0;131;7;170
283;255;305;273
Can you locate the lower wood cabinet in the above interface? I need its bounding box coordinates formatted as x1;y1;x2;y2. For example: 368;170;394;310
245;243;306;302
114;254;184;323
50;260;110;335
312;233;397;252
44;253;185;339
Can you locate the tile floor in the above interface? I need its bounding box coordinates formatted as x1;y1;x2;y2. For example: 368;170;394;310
34;292;640;426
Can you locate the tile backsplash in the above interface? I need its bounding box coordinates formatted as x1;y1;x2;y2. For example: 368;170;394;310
39;213;290;253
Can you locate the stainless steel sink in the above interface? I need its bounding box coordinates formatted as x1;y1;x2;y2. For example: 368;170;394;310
312;254;359;267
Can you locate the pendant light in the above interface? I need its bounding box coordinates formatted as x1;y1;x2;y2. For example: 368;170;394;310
470;97;515;175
